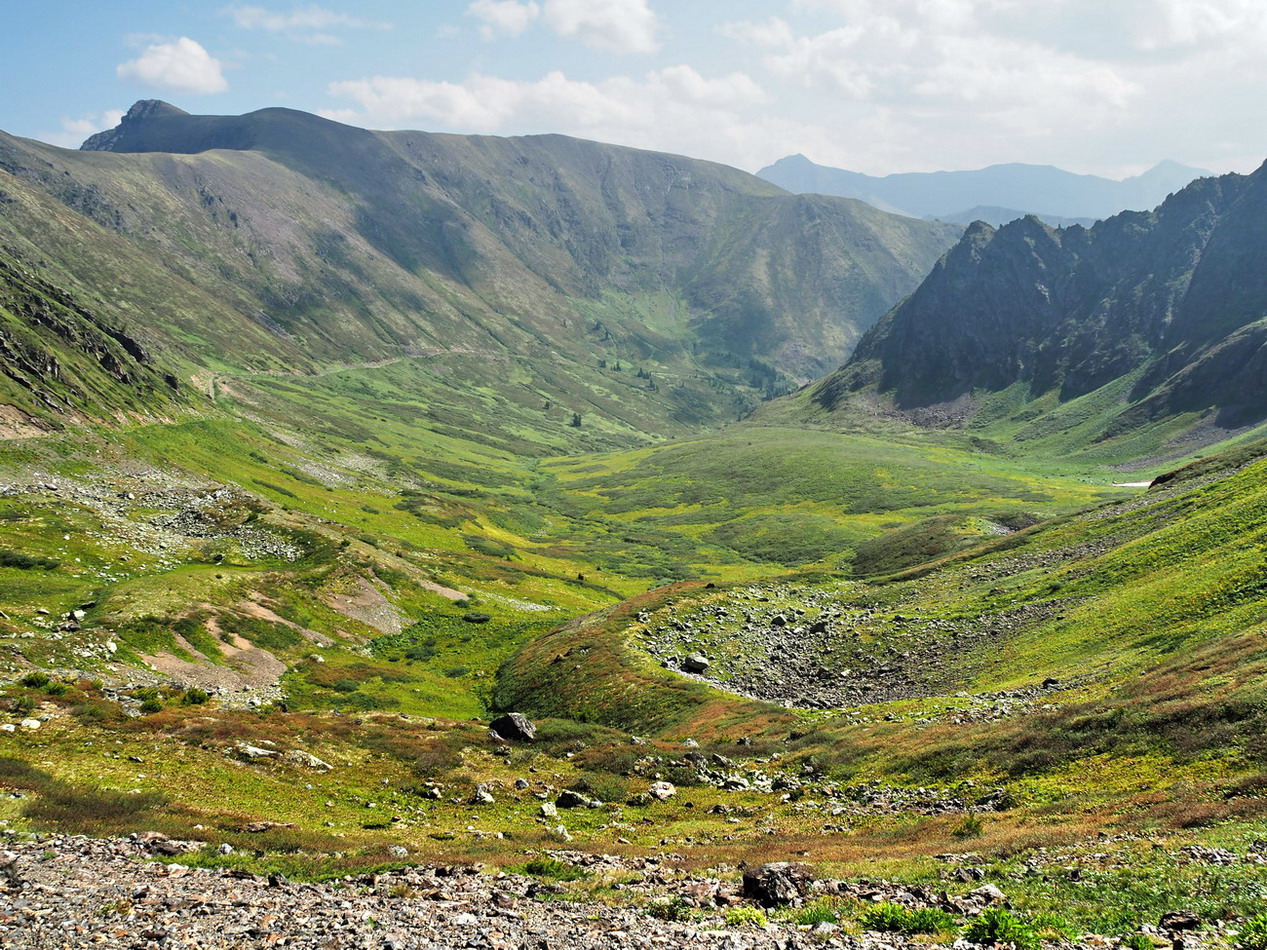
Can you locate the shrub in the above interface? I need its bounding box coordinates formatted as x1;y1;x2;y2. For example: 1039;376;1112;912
569;772;629;803
0;548;59;570
25;781;167;832
963;908;1041;950
181;688;211;706
793;897;844;926
647;897;692;922
860;903;956;935
953;814;985;839
331;679;359;693
724;906;767;928
20;672;50;688
1237;915;1267;950
45;682;68;697
139;698;163;714
516;857;589;882
1122;934;1155;950
859;902;907;931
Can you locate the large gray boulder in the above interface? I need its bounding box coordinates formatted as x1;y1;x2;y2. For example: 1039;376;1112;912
488;712;536;742
741;862;814;906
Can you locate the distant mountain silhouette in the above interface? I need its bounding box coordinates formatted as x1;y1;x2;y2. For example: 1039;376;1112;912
758;155;1208;224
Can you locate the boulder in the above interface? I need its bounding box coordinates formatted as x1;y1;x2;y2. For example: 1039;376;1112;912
283;749;333;771
682;653;710;673
741;861;813;906
489;712;536;742
556;789;592;809
647;781;677;801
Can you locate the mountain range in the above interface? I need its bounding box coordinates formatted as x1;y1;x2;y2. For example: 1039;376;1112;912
758;154;1208;228
1;101;961;441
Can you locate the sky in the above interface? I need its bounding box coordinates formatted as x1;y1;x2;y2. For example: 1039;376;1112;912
4;0;1267;179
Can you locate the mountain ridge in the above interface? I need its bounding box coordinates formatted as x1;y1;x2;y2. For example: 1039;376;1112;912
0;102;963;440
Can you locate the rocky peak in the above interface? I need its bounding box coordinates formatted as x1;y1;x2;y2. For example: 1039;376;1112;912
80;100;188;151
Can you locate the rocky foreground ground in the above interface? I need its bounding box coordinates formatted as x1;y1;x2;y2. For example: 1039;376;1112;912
0;834;1218;950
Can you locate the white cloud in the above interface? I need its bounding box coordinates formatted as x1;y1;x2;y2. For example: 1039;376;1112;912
467;0;540;40
35;110;126;149
542;0;660;53
307;0;1267;178
324;65;774;166
224;5;390;32
117;37;228;94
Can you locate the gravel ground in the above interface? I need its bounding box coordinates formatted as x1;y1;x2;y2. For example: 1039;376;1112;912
0;835;938;950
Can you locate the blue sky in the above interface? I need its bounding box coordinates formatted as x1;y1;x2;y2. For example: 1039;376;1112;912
5;1;1267;177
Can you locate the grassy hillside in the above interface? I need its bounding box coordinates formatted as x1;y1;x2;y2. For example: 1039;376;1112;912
3;104;1267;946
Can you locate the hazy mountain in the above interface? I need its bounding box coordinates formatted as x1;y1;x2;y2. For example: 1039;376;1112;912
811;161;1267;446
758;154;1208;224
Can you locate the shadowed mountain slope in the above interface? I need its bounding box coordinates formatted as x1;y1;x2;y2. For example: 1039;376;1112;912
809;162;1267;455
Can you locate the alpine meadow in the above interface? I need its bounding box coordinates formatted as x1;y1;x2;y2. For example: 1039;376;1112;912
4;15;1267;948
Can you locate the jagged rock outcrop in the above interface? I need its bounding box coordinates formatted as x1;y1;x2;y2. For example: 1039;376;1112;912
814;162;1267;438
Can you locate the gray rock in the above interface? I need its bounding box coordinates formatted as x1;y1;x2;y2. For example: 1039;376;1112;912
488;712;536;742
647;781;676;801
556;789;592;809
682;653;710;673
741;862;813;906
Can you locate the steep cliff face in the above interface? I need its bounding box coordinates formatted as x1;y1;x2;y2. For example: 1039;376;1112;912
813;164;1267;439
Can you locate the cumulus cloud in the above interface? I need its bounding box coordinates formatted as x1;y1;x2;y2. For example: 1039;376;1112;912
710;0;1267;174
323;65;775;165
467;0;540;40
36;110;126;149
542;0;660;53
117;37;228;94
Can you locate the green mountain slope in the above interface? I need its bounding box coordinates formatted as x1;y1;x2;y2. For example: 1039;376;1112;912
0;102;960;440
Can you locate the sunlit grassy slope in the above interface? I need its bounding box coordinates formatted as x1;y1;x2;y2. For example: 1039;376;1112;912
501;438;1267;762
